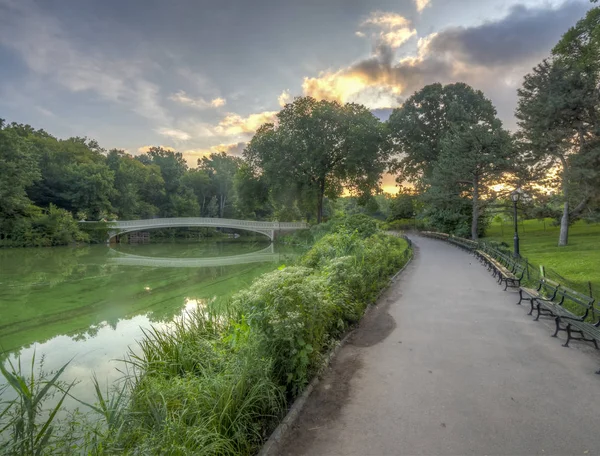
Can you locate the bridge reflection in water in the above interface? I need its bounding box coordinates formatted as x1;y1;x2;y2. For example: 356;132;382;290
107;244;290;268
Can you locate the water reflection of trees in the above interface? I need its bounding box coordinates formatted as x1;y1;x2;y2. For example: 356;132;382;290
0;248;287;357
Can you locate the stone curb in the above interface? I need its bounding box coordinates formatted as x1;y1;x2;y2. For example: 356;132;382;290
258;240;414;456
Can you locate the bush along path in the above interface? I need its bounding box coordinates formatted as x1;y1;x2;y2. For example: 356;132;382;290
0;220;412;455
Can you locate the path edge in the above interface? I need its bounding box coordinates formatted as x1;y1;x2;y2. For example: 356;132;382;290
258;239;414;456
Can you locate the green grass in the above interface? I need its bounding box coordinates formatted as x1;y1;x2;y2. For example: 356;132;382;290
484;219;600;293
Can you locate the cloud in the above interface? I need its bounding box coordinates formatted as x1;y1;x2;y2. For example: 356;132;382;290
156;128;191;141
35;106;55;117
359;11;416;49
303;1;590;127
182;142;246;165
414;0;431;14
0;0;169;124
169;90;226;109
215;111;278;136
137;145;175;154
278;90;291;107
211;97;226;107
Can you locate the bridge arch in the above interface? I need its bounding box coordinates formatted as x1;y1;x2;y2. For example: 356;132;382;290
80;217;309;243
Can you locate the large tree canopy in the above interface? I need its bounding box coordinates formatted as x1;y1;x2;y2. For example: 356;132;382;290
387;82;498;184
388;83;512;238
244;96;390;222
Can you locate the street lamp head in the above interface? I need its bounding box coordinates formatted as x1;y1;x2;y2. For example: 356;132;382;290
511;189;521;203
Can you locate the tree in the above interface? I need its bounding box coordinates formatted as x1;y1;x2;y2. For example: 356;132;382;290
137;147;189;216
107;149;165;219
181;169;211;216
429;121;514;239
244;97;389;223
388;192;415;221
517;4;600;246
198;152;243;218
0;120;40;240
387;83;498;184
233;163;272;219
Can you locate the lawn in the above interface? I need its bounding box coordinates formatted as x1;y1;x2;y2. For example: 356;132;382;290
484;219;600;295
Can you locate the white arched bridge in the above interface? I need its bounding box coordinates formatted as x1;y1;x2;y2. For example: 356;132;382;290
80;217;309;242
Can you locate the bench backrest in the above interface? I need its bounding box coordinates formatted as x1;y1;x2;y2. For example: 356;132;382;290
555;287;594;319
539;278;561;301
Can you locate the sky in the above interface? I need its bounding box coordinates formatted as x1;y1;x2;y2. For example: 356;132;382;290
0;0;593;192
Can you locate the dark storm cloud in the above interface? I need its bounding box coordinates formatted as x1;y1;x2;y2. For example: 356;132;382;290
427;1;590;67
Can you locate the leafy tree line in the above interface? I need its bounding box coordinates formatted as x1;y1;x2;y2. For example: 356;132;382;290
0;97;391;247
386;2;600;244
0;121;254;246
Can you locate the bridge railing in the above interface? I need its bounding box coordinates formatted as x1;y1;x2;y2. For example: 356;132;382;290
81;218;309;230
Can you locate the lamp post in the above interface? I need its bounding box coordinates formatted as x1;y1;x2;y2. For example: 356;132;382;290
511;189;521;258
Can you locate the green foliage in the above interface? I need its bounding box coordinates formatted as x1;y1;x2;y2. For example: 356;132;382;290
198;152;244;218
425;121;515;239
388;193;415;221
244;97;390;223
1;204;88;247
516;6;600;245
0;352;75;455
388;82;498;182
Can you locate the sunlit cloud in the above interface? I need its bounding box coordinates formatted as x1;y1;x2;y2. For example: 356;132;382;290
278;89;291;107
414;0;431;14
182;142;246;166
210;96;226;107
156;127;191;141
302;1;587;122
359;12;416;49
169;90;226;109
215;111;277;136
137;145;175;154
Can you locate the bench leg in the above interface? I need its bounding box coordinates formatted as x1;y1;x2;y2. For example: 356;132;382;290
552;317;560;337
527;298;535;316
534;302;542;321
503;279;509;291
517;289;524;305
562;324;572;347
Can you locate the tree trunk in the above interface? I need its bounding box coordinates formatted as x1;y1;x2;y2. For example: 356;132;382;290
471;178;479;240
316;179;325;224
558;157;569;246
219;194;226;218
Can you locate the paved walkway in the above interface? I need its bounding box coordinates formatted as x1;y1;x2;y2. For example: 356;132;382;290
281;235;600;455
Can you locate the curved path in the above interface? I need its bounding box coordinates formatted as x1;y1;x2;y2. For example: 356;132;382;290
281;235;600;455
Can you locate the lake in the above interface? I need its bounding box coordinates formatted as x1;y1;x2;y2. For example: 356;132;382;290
0;239;300;409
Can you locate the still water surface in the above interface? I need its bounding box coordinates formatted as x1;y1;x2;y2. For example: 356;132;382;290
0;240;298;408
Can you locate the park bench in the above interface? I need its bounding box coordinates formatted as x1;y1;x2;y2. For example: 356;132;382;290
521;279;596;344
476;249;525;290
449;236;478;251
424;232;449;241
518;277;560;316
550;289;597;348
